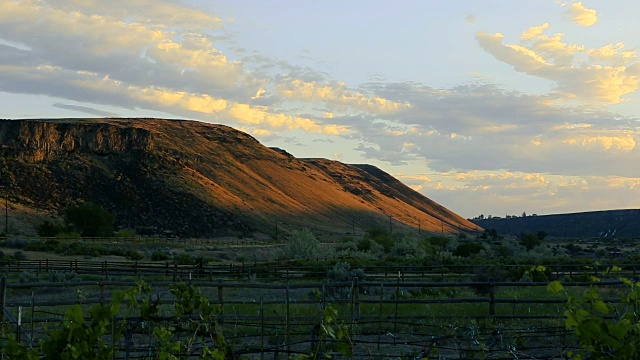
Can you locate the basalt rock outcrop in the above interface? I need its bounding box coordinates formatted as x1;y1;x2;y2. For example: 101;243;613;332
0;118;478;237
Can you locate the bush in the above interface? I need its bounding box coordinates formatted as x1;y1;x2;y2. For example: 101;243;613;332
64;203;115;237
48;270;78;283
366;227;394;253
115;229;137;238
281;228;320;260
13;251;26;260
37;220;65;237
453;242;484;257
56;232;81;239
326;262;366;299
174;253;196;265
391;237;426;258
19;272;39;283
126;250;144;261
151;249;172;261
25;239;62;253
520;233;542;250
326;262;366;283
426;236;450;250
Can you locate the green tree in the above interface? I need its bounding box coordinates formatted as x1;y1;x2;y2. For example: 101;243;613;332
362;227;394;253
520;233;542;250
64;203;115;237
453;242;484;257
37;220;65;237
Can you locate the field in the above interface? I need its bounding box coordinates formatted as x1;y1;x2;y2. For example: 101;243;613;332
0;235;638;359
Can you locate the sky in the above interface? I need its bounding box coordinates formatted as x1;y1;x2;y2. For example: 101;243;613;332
1;0;639;219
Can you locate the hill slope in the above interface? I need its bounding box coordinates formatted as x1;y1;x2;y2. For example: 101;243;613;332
0;118;477;238
472;210;640;239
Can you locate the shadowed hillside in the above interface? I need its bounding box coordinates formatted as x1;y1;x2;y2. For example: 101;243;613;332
472;209;640;239
0;118;478;238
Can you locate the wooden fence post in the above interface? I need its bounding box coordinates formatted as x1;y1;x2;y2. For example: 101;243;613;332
218;286;224;319
30;292;34;348
260;297;264;360
15;306;21;343
173;262;178;282
489;277;495;318
377;283;383;351
0;276;6;335
286;280;290;354
393;272;400;343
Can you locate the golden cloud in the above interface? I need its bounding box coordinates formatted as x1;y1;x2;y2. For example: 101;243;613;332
277;79;410;114
564;2;597;26
564;134;636;151
476;26;640;104
228;103;348;135
520;23;549;40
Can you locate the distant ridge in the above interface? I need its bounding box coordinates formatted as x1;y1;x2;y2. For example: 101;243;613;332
471;209;640;239
0;118;478;238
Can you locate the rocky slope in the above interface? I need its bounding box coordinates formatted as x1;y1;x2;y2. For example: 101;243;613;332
0;118;478;238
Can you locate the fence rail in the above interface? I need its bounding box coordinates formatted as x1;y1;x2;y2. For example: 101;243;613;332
0;271;635;359
1;258;639;283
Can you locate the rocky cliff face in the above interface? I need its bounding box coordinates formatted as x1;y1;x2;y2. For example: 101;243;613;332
1;118;478;238
1;119;154;162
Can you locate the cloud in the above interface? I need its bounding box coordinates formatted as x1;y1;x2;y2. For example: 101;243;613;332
347;80;640;178
52;103;120;117
417;171;640;217
465;14;476;25
276;79;410;114
564;2;597;26
0;0;357;136
42;0;223;30
476;26;640;104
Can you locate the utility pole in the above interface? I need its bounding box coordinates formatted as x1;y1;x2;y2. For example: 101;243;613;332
1;185;6;236
352;218;355;236
388;215;392;234
275;220;278;242
418;218;421;235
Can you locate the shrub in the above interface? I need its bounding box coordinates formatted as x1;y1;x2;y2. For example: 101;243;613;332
426;236;450;250
453;242;484;257
1;239;28;249
13;251;26;260
520;233;542;250
175;253;196;265
25;239;62;253
366;227;394;253
548;268;640;359
151;249;172;261
64;203;115;237
327;262;366;283
126;250;144;261
48;271;78;283
115;229;137;238
37;220;65;237
326;262;366;299
391;237;426;258
56;232;81;239
19;272;39;283
280;228;320;260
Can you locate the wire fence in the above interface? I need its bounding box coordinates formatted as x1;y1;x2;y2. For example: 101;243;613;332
0;264;636;359
1;258;639;283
